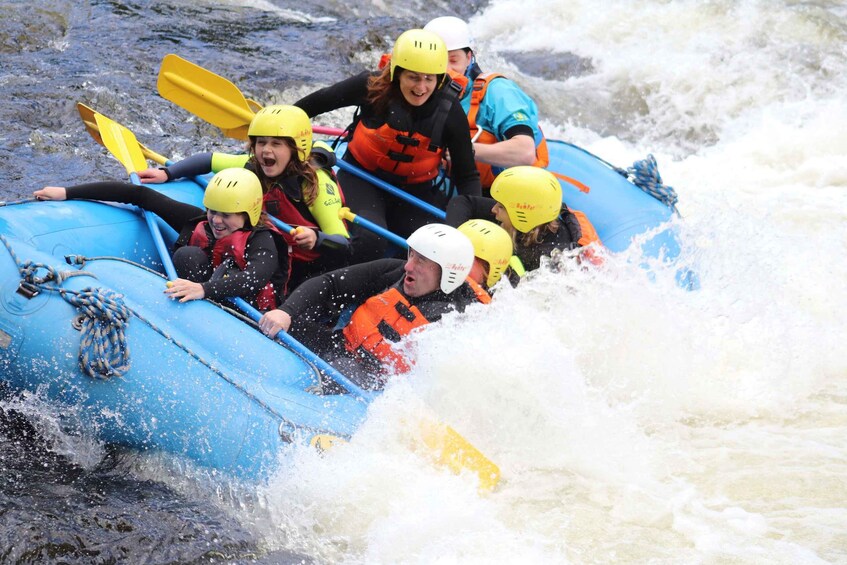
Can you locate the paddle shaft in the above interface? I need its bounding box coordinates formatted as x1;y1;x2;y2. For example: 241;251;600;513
339;208;407;249
130;172;178;280
334;160;448;220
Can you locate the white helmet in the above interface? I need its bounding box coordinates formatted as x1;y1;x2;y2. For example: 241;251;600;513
424;16;473;51
406;223;474;294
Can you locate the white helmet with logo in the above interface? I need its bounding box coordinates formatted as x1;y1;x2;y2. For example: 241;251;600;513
424;16;473;51
406;223;474;294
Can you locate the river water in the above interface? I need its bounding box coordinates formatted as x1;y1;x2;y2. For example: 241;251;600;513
1;0;846;563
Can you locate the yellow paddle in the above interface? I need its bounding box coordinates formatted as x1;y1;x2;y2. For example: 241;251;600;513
419;419;500;493
78;103;169;165
92;112;178;280
94;113;148;176
157;54;256;135
221;98;263;140
78;106;501;492
157;59;342;138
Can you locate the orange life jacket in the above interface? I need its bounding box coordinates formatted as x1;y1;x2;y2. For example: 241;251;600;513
346;89;457;185
570;209;604;266
467;72;550;188
343;280;491;374
465;276;492;304
188;222;280;310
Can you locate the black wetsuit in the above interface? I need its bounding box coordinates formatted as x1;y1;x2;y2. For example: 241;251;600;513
296;72;481;263
63;181;287;307
276;258;483;388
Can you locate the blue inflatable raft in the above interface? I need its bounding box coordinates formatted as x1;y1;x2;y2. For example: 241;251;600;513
0;179;369;481
0;135;693;482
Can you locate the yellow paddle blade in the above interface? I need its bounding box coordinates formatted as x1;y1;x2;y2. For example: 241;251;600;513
221;98;264;140
78;103;168;165
157;54;255;130
94;113;147;175
419;418;501;493
77;102;104;147
309;434;347;454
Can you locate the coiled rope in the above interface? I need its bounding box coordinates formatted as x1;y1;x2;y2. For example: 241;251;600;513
618;154;679;211
2;234;130;379
63;288;132;379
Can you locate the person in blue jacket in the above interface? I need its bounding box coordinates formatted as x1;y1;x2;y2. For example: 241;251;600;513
424;16;549;192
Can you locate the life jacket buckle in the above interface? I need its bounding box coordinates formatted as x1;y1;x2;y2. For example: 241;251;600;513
394;302;417;322
394;134;420;147
377;320;402;342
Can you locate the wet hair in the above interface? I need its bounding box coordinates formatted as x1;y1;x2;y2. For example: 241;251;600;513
502;218;561;248
366;65;394;114
247;136;320;206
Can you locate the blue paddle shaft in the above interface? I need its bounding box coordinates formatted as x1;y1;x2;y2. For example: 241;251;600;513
131;171;178;280
229;297;375;403
335;160;447;220
349;214;408;249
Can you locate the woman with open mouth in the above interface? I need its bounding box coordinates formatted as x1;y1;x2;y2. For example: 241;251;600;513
294;28;481;265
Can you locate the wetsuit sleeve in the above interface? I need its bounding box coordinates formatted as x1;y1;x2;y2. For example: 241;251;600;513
294;71;370;118
163;152;213;180
200;230;278;301
64;181;201;233
445;195;498;227
443;101;482;197
210;153;250;172
278;258;405;322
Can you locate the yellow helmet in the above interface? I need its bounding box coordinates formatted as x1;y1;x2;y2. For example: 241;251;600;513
389;29;448;81
490;166;563;233
247;105;312;161
458;219;513;288
203;168;263;226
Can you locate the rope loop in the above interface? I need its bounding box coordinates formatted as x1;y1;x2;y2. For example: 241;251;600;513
622;154;679;209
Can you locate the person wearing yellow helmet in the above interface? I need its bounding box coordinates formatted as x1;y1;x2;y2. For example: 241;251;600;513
423;16;549;193
294;28;481;264
136;105;350;292
258;224;489;389
446;165;602;278
458;219;513;289
34;168;290;310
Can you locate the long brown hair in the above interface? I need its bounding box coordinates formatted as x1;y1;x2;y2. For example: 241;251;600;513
248;137;320;206
365;65;395;115
507;219;560;248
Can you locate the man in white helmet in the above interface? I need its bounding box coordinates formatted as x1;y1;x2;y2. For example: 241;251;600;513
424;16;549;193
258;224;488;388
